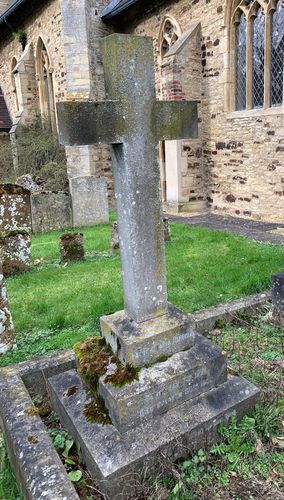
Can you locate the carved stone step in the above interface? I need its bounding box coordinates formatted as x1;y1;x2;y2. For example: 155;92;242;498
99;334;227;432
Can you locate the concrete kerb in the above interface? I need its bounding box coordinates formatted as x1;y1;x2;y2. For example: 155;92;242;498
0;291;269;498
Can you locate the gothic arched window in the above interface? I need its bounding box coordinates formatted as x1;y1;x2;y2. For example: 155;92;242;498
231;0;284;111
159;16;181;60
36;37;56;130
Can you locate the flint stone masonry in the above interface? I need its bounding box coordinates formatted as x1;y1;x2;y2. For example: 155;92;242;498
31;191;72;233
48;370;259;499
99;334;227;433
0;261;16;355
60;232;84;263
0;230;31;276
100;304;195;367
0;184;31;231
70;175;109;227
271;272;284;326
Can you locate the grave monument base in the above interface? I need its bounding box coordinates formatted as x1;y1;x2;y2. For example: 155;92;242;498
100;303;196;367
48;368;259;499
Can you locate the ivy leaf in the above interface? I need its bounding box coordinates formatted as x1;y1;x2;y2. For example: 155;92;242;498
68;470;82;482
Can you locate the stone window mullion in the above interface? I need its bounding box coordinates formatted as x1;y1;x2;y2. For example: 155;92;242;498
264;10;272;108
246;17;253;109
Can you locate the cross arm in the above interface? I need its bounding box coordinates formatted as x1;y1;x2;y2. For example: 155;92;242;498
153;101;198;141
56;101;124;146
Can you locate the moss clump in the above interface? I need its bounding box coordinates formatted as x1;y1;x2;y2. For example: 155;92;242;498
74;337;115;393
104;363;139;387
84;396;111;425
27;435;39;444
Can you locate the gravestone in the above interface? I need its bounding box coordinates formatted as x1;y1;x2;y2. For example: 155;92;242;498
0;258;16;354
70;176;109;227
271;272;284;326
31;191;72;233
0;184;31;276
49;34;259;498
60;233;84;263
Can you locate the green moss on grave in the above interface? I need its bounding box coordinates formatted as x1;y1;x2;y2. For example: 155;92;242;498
74;337;139;392
24;406;39;416
84;395;111;425
104;363;139;387
65;386;78;397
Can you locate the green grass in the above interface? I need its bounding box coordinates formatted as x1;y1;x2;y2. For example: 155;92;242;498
0;221;283;367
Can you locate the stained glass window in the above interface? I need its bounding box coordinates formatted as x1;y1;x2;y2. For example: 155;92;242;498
252;7;265;108
235;13;247;111
271;0;284;106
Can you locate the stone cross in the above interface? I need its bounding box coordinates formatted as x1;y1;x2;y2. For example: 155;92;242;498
57;34;198;324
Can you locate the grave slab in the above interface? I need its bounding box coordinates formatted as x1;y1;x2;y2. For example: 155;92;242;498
99;334;227;432
48;369;259;499
100;303;195;367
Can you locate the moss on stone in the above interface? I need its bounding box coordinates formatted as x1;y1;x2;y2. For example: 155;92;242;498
104;363;139;387
84;395;111;425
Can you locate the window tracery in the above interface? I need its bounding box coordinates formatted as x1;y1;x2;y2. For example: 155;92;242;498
159;17;181;59
231;0;284;111
36;37;56;130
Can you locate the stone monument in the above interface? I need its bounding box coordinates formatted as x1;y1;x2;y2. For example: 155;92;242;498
0;258;16;354
0;184;31;276
271;272;284;326
49;34;259;498
60;233;84;264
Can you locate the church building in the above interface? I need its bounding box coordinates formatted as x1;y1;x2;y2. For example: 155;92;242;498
0;0;283;223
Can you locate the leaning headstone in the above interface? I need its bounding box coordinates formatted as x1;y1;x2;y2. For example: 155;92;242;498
271;272;284;326
0;230;31;276
50;34;259;499
16;174;44;193
0;258;16;354
70;176;109;227
60;233;84;264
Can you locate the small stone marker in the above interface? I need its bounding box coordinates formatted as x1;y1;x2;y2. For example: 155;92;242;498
0;230;31;276
60;233;84;264
163;216;171;241
0;258;16;354
110;221;119;252
51;34;259;498
271;272;284;326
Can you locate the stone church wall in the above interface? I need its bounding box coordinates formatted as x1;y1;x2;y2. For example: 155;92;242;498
0;0;67;123
126;0;283;223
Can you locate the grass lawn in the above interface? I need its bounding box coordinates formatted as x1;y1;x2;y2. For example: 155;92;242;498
0;220;283;499
0;220;283;367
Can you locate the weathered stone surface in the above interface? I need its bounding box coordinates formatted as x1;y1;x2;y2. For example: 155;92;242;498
57;34;198;324
16;174;44;193
0;260;16;355
48;370;259;499
70;175;109;227
60;232;84;263
271;272;284;326
99;334;227;432
0;184;31;231
0;230;31;276
31;191;72;233
0;373;79;500
100;304;196;367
